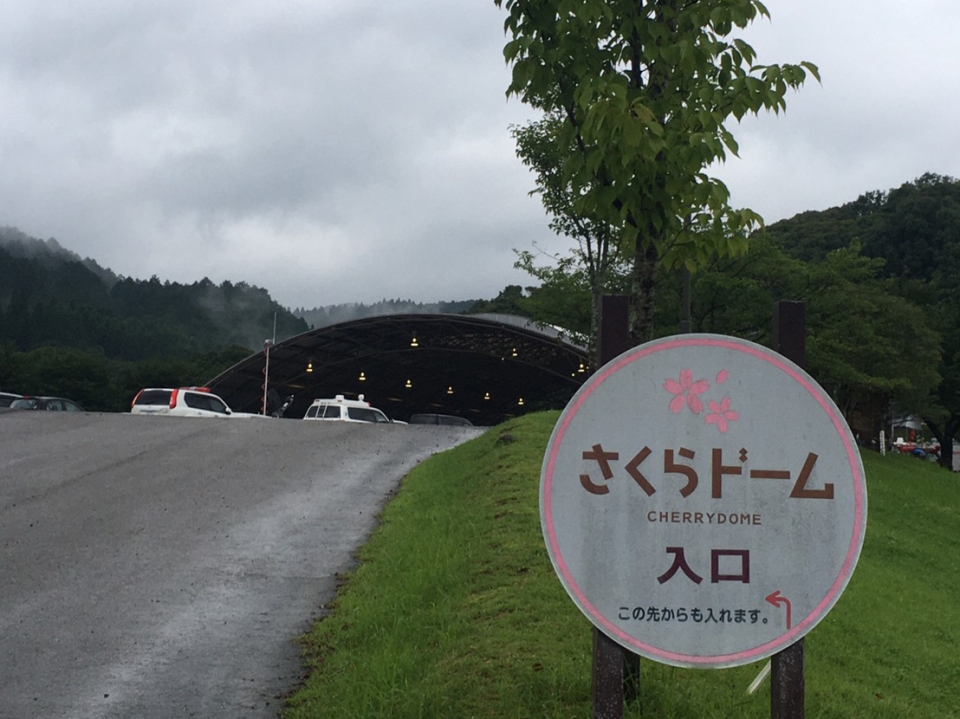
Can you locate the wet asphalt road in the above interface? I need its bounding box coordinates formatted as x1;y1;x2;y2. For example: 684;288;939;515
0;411;483;719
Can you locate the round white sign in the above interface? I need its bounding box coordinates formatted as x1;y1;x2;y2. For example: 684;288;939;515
541;334;867;668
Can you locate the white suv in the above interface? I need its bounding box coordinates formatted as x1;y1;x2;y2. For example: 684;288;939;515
302;395;392;423
131;387;260;419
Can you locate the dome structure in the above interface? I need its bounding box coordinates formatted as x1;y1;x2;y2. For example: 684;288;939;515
206;313;591;425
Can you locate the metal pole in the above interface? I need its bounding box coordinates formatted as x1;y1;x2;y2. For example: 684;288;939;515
262;339;273;416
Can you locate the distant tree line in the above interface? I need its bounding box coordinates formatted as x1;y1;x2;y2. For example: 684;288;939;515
0;249;307;359
0;341;252;414
0;232;307;411
0;231;487;412
506;173;960;468
6;173;960;459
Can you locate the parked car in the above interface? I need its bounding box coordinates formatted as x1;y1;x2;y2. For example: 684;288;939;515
130;387;262;419
303;395;392;423
0;391;23;408
9;396;85;412
409;413;474;427
893;440;940;461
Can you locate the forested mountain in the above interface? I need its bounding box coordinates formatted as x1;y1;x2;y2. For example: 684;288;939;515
0;226;119;286
0;228;307;360
508;173;960;466
0;228;310;411
0;227;483;411
764;173;960;462
5;173;960;448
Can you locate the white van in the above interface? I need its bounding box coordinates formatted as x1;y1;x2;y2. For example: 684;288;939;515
302;395;391;423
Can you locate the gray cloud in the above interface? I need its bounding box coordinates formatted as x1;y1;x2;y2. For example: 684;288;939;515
714;0;960;221
2;1;959;308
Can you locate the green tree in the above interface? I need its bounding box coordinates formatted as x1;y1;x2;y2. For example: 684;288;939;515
681;237;941;439
467;285;530;316
512;113;628;362
924;287;960;468
864;175;960;467
799;249;940;433
10;346;123;411
515;254;599;349
767;174;960;467
496;0;817;343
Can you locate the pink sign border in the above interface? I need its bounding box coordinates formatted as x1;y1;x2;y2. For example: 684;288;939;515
542;335;867;667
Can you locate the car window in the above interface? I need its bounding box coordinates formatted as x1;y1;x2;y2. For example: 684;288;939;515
47;400;64;411
62;401;83;412
320;405;341;419
347;407;389;423
207;396;228;414
305;405;319;418
135;390;172;406
10;399;38;409
184;392;228;414
347;407;370;422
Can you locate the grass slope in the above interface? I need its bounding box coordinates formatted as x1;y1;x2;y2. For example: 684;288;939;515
284;412;960;718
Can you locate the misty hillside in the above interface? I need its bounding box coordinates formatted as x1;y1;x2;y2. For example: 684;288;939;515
295;299;477;329
0;228;307;360
0;226;120;286
0;228;489;361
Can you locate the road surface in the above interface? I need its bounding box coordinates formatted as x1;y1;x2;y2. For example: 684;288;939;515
0;411;482;719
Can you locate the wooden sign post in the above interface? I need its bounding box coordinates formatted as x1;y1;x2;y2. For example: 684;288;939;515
550;299;866;718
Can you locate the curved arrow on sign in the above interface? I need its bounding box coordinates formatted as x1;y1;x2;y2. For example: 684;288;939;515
765;590;792;630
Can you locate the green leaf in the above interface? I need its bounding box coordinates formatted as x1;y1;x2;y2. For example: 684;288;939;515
496;0;815;341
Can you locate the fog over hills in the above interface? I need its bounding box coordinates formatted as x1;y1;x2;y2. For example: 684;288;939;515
1;226;479;332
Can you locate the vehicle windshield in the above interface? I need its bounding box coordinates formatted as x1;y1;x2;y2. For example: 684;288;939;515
347;407;390;423
9;399;39;409
306;405;344;419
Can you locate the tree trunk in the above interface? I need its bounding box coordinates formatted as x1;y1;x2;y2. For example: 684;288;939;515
629;238;660;346
940;434;955;470
591;280;603;368
924;415;959;470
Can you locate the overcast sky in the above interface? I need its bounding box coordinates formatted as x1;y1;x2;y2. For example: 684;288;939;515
2;1;959;309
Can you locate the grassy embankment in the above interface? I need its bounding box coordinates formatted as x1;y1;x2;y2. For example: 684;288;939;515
284;412;960;719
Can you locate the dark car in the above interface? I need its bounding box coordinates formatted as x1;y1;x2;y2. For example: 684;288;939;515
9;396;85;412
408;413;474;427
0;391;22;408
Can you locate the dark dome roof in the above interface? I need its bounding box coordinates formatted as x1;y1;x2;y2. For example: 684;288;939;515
206;313;591;425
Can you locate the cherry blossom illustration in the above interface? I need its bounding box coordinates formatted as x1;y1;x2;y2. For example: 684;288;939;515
663;366;740;432
705;397;739;433
663;368;709;415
